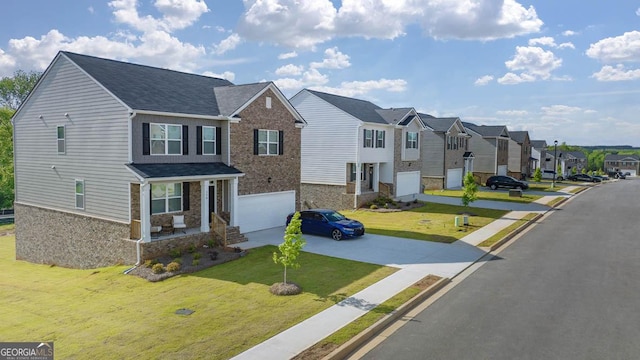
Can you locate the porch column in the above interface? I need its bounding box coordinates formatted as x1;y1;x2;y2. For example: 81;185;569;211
201;180;210;232
354;163;361;195
373;163;380;192
140;182;151;242
229;177;239;227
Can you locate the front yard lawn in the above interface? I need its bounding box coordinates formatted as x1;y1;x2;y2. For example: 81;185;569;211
344;203;508;243
425;189;542;204
0;235;396;360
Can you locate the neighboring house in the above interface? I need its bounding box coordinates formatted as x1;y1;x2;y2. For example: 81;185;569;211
12;51;305;268
462;122;510;184
530;140;548;172
419;114;473;189
507;130;532;178
604;154;640;176
289;89;426;210
556;151;588;177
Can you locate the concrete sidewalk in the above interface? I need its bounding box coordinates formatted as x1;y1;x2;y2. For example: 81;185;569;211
231;192;573;360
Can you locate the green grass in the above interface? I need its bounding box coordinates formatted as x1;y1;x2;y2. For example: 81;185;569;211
0;223;14;232
0;235;396;360
344;203;508;243
425;189;542;203
546;197;566;207
477;213;538;247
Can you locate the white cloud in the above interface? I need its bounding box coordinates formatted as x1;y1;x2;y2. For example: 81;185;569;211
108;0;209;32
213;33;242;55
501;46;562;82
202;70;235;82
275;64;304;76
636;7;640;16
88;6;95;14
591;64;640;81
497;72;536;84
309;47;350;69
586;31;640;63
557;42;575;50
311;79;407;97
475;75;494;86
274;68;329;90
562;30;577;36
278;51;298;59
497;110;528;117
529;37;556;47
541;105;584;116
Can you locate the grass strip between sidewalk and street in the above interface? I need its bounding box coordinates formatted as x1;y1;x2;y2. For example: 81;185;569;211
546;196;566;207
424;189;542;204
477;213;538;248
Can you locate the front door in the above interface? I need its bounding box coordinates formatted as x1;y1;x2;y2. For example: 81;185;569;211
368;165;374;190
208;184;216;224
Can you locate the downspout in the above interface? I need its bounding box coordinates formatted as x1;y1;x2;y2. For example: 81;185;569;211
354;123;362;209
124;110;142;274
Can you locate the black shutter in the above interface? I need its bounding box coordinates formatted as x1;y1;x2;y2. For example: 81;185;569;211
216;127;222;155
375;130;378;148
183;182;190;211
253;129;259;155
182;125;188;155
278;130;284;155
363;129;366;147
196;126;202;155
382;131;385;148
142;123;150;155
149;186;152;215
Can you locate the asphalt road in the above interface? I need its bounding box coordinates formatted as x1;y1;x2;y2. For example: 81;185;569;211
360;178;640;360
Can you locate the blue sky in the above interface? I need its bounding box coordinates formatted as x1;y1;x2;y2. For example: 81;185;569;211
2;0;640;146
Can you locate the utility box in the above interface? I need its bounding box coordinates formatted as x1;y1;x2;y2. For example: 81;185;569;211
509;189;523;197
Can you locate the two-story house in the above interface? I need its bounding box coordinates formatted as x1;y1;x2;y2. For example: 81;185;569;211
12;51;305;268
604;154;639;176
419;114;473;189
289;89;425;210
530;140;548;172
462;122;510;184
507;130;532;179
556;150;587;177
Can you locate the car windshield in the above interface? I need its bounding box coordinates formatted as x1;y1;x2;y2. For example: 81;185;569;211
324;211;346;222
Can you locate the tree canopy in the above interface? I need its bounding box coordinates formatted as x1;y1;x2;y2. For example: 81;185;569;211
0;70;41;110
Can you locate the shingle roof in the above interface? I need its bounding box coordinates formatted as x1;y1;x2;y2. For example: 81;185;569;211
62;51;234;117
530;140;548;149
375;108;412;125
306;89;388;124
126;162;243;179
214;83;270;116
420;114;459;133
604;154;640;161
564;151;586;159
462;122;508;137
509;131;529;144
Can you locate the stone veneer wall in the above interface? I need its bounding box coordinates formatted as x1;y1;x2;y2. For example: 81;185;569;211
130;182;202;228
140;232;212;260
474;172;493;185
300;183;380;210
422;176;444;190
14;203;136;269
393;128;421;184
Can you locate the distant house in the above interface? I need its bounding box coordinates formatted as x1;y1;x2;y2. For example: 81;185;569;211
530;140;548;172
604;154;640;176
557;151;588;177
419;115;473;189
462;122;510;184
507;130;532;178
290;89;426;209
12;51;305;268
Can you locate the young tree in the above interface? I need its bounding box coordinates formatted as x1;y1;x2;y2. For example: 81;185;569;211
273;212;306;285
461;172;478;208
0;108;14;208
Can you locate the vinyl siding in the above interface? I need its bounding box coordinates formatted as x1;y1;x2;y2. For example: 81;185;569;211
13;56;136;222
468;134;497;173
508;138;521;172
421;130;444;176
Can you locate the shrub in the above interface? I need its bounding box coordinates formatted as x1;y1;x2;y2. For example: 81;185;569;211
370;204;378;209
166;261;181;272
192;259;200;266
169;248;182;258
144;259;158;268
193;252;202;260
187;244;196;253
151;263;165;274
384;203;389;209
207;239;216;248
172;257;182;265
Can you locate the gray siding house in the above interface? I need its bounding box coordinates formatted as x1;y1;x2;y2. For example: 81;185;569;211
13;51;304;268
462;122;510;184
507;130;532;178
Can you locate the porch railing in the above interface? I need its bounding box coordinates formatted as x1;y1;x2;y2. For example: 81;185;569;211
211;213;227;248
130;220;141;239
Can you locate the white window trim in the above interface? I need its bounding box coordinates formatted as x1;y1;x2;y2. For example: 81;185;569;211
202;126;216;155
151;183;183;215
258;129;279;156
57;125;65;155
406;131;418;149
75;179;84;210
376;130;385;148
364;129;373;148
150;123;182;155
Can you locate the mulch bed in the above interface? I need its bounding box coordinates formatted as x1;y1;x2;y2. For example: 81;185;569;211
127;247;246;282
361;200;424;212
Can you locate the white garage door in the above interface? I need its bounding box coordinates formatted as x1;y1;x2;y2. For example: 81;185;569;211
396;171;421;197
627;170;637;177
497;165;508;176
237;191;296;233
446;168;463;189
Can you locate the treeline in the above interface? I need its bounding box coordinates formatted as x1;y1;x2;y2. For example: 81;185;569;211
549;142;640;172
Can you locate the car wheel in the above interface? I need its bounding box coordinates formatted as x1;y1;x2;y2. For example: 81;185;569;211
516;185;523;190
490;184;497;190
331;229;343;241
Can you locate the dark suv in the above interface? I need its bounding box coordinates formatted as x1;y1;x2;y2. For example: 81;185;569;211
486;175;529;190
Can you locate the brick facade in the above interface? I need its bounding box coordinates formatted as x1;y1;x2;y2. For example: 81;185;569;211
130;182;203;229
422;176;445;190
393;128;421;178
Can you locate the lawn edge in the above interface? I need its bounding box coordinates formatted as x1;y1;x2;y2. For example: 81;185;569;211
321;277;451;360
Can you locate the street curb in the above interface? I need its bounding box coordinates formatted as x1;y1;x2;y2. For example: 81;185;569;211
322;277;451;360
480;212;544;252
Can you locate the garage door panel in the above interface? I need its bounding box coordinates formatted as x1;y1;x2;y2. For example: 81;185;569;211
446;168;463;189
497;165;508;176
238;191;295;233
396;171;421;197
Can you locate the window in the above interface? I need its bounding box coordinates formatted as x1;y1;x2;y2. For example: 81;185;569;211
364;129;373;148
75;179;84;209
258;129;279;155
376;130;385;148
151;183;182;214
266;96;272;109
57;126;65;154
406;132;418;149
349;163;357;182
150;123;182;155
202;126;216;155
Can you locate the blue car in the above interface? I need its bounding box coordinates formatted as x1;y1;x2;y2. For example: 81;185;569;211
286;209;365;241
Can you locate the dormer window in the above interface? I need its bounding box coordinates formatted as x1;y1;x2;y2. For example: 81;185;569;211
406;132;418;149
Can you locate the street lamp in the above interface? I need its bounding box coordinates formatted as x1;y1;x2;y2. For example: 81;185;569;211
552;140;558;189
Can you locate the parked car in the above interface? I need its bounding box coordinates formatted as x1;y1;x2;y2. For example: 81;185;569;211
608;171;626;179
541;170;563;181
567;173;600;182
623;172;631;176
486;175;529;190
286;209;365;241
592;175;608;181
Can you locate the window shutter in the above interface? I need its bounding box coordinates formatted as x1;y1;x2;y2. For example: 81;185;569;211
382;131;385;148
142;123;150;155
196;126;202;155
363;129;366;147
149;186;152;215
216;127;222;155
375;130;378;148
183;182;190;211
405;132;410;148
182;125;189;155
253;129;259;155
278;130;284;155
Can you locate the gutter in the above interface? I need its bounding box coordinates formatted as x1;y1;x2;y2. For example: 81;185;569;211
123;238;143;274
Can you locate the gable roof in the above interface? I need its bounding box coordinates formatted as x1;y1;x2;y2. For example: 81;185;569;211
62;51;233;117
214;83;270;116
604;154;640;161
530;140;548;149
420;114;465;134
305;89;388;124
509;131;529;144
462;122;509;138
563;151;587;159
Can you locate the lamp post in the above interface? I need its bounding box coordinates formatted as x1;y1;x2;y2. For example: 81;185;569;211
552;140;558;189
